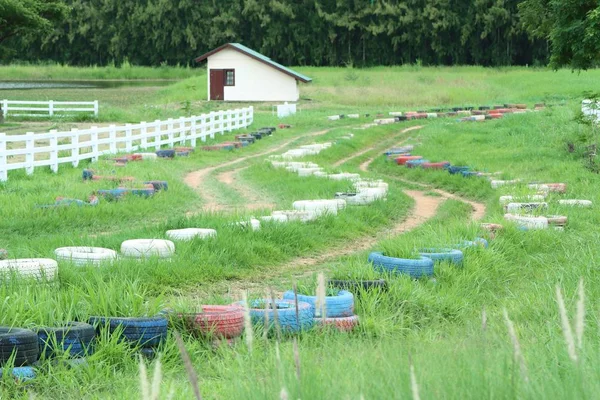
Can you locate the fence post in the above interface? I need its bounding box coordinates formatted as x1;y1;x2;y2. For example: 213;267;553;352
209;112;216;139
140;122;148;149
249;106;254;125
49;130;58;173
91;126;99;162
190;117;197;147
201;115;208;142
0;133;7;181
178;117;186;146
219;110;226;135
166;118;174;146
2;100;7;119
49;100;54;117
109;125;117;154
94;100;99;117
125;123;133;152
25;133;35;175
71;128;80;167
154;120;162;150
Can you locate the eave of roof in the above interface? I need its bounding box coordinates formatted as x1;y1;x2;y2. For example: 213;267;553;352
194;43;312;83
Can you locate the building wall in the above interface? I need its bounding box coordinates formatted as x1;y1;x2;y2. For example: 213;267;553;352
206;48;300;102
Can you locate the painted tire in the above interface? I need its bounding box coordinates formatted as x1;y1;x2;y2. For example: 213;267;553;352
422;161;450;169
282;290;354;318
0;366;36;381
155;149;175;158
88;316;168;347
36;322;95;358
547;215;568;226
558;199;592;207
453;238;489;249
82;169;94;180
181;306;244;339
480;223;503;232
174;147;194;153
395;156;423;165
166;228;216;241
499;195;546;204
446;166;470;174
235;299;314;333
328;279;387;293
328;173;361;181
504;202;548;213
334;192;376;206
406;159;430;168
293;200;345;216
135;153;158;161
0;327;39;366
120;239;175;259
314;315;359;332
0;249;7;260
143;181;169;191
0;258;58;280
260;214;288;223
272;210;316;222
419;248;464;265
54;247;117;266
367;252;434;278
504;214;548;229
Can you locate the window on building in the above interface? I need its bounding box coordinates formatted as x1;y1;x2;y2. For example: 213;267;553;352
224;70;235;86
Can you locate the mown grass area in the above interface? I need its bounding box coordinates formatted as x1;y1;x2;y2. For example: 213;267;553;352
1;68;600;399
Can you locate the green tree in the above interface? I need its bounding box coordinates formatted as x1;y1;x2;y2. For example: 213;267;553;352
0;0;67;45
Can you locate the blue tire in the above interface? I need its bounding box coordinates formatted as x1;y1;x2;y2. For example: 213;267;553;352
368;252;434;278
461;171;480;178
97;189;128;200
419;248;464;265
156;149;175;158
406;159;430;168
130;188;155;197
36;322;95;358
282;290;354;318
453;237;488;249
82;169;94;180
88;316;167;348
143;181;168;191
235;299;314;333
0;366;35;381
446;166;470;174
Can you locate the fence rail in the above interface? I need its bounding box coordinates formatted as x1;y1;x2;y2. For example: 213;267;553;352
1;99;99;118
0;106;253;181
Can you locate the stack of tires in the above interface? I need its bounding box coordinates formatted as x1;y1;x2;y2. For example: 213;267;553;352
282;290;359;332
237;299;314;334
0;327;40;381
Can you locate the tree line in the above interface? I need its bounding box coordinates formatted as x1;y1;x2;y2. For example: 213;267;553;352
2;0;598;68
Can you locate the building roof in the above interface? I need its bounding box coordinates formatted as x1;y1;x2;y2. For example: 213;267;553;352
194;43;312;83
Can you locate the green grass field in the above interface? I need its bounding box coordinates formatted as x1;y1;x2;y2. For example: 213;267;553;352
0;66;599;399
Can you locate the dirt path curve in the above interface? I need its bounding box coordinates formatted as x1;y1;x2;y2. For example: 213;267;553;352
332;146;375;167
214;167;275;211
183;128;331;213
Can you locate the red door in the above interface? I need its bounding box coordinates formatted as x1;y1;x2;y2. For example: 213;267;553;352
210;69;225;100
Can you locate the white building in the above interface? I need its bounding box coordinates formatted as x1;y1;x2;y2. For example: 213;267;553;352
195;43;312;102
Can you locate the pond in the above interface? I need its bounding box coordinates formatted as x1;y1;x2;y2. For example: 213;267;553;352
0;80;175;90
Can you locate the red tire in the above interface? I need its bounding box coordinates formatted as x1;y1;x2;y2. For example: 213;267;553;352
547;215;567;226
480;223;503;232
546;183;567;193
315;315;359;332
395;156;423;165
184;306;244;339
422;161;450;169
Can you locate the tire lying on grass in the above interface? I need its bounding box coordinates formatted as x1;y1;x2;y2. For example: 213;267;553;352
419;248;464;265
178;306;244;339
283;290;354;318
0;258;58;280
453;238;489;249
314;315;359;332
558;199;592;207
367;252;434;278
120;239;175;259
328;279;387;293
166;228;216;241
36;322;95;358
88;316;167;348
54;247;117;266
236;299;314;333
0;366;36;381
0;327;39;366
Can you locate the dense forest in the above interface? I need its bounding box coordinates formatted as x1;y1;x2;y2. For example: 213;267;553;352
1;0;598;68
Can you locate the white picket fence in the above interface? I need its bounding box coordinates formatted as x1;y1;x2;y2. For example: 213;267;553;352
1;99;99;118
0;106;253;181
582;99;600;122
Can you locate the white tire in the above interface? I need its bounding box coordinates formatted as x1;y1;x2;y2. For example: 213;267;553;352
527;183;549;192
0;258;58;280
558;199;592;207
329;173;361;181
353;180;389;190
328;115;341;121
297;167;323;177
499;195;545;204
357;187;387;198
55;247;117;266
313;171;328;178
260;214;288;223
504;214;548;229
233;219;261;231
504;202;548;213
272;210;317;222
293;199;346;215
347;114;360;118
120;239;175;259
166;228;217;241
134;153;158;161
491;179;521;189
335;192;376;205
